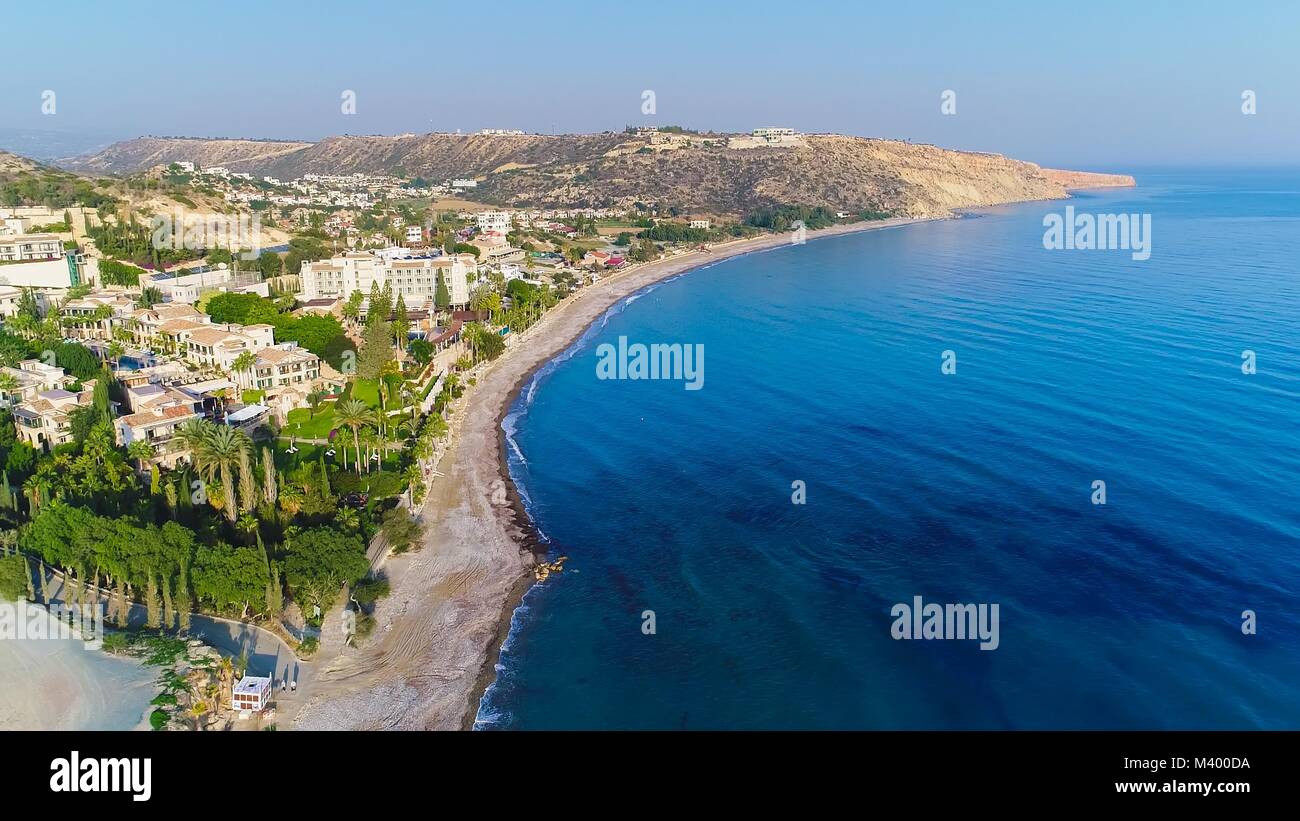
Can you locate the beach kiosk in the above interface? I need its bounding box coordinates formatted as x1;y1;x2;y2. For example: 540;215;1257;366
232;674;273;714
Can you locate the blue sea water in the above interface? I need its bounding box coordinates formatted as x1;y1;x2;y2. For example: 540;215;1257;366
477;170;1300;730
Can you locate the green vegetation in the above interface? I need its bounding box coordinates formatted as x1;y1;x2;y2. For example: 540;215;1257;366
0;169;117;209
744;204;841;232
204;292;352;368
98;258;147;287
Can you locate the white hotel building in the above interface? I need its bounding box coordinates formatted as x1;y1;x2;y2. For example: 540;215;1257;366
298;250;475;308
475;211;513;235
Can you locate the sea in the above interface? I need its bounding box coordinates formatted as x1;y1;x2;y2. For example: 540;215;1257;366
477;170;1300;729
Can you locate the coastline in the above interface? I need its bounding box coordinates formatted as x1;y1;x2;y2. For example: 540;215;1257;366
291;214;939;730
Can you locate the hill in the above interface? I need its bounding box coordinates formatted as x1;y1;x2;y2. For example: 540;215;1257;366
58;131;1135;218
61;136;313;175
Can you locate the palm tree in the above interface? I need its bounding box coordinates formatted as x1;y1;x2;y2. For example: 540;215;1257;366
237;513;259;545
106;341;125;370
193;424;252;524
333;507;360;533
334;399;375;476
0;372;19;406
173;418;209;464
232;351;258;389
278;484;304;518
126;439;153;473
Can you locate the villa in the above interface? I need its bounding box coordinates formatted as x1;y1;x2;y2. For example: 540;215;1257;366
11;380;102;453
0;360;75;408
114;398;204;467
184;324;275;370
236;343;321;391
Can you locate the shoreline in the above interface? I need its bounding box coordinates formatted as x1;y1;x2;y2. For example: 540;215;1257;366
292;215;941;730
468;217;944;727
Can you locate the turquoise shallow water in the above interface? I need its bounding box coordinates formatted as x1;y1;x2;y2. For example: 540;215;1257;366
479;170;1300;729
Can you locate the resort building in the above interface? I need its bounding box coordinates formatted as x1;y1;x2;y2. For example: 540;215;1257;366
114;386;205;466
185;324;275;370
124;303;210;348
476;211;513;235
0;254;86;290
11;380;102;452
298;297;341;316
235;343;321;391
60;291;138;341
225;403;271;435
0;233;63;263
298;250;476;307
0;360;75;408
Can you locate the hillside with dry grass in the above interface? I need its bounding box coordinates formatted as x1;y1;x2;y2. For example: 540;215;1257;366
58;131;1134;218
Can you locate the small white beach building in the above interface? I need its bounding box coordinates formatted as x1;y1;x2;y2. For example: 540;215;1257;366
232;674;273;713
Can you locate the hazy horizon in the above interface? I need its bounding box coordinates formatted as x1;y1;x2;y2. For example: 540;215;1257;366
1;1;1296;170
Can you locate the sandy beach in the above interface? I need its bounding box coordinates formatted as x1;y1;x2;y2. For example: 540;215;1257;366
0;601;157;731
291;216;933;730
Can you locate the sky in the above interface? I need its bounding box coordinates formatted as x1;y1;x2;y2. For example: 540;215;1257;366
1;0;1296;169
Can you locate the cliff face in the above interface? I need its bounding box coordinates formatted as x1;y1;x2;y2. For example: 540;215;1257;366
473;135;1090;217
58;132;1133;218
1039;168;1137;189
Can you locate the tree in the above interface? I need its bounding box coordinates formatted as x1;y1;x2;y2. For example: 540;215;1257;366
257;251;283;280
434;275;450;311
232;351;258;383
282;527;368;612
193;423;252;523
127;439;153;472
333;399;375;476
356;318;393;380
92;369;113;423
381;508;424;555
136;286;164;308
392;293;410;350
342;290;364;326
173;418;209;460
0;372;19;403
191;542;267;615
366;281;389;325
0;555;29;601
409;338;433;366
106;341;125;369
262;446;278;506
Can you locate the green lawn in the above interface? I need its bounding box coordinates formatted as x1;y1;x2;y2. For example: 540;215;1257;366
350;378;380;408
274;439;401;475
283;406;338;440
350;374;408;410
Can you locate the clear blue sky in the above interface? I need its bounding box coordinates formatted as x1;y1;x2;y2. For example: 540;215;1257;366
2;0;1296;168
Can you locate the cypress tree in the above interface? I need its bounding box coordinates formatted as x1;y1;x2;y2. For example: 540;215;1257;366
145;576;161;629
266;564;283;619
114;579;129;629
262;446;277;506
161;574;175;631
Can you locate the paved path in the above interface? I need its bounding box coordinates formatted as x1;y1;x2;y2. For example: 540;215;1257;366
38;569;310;692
